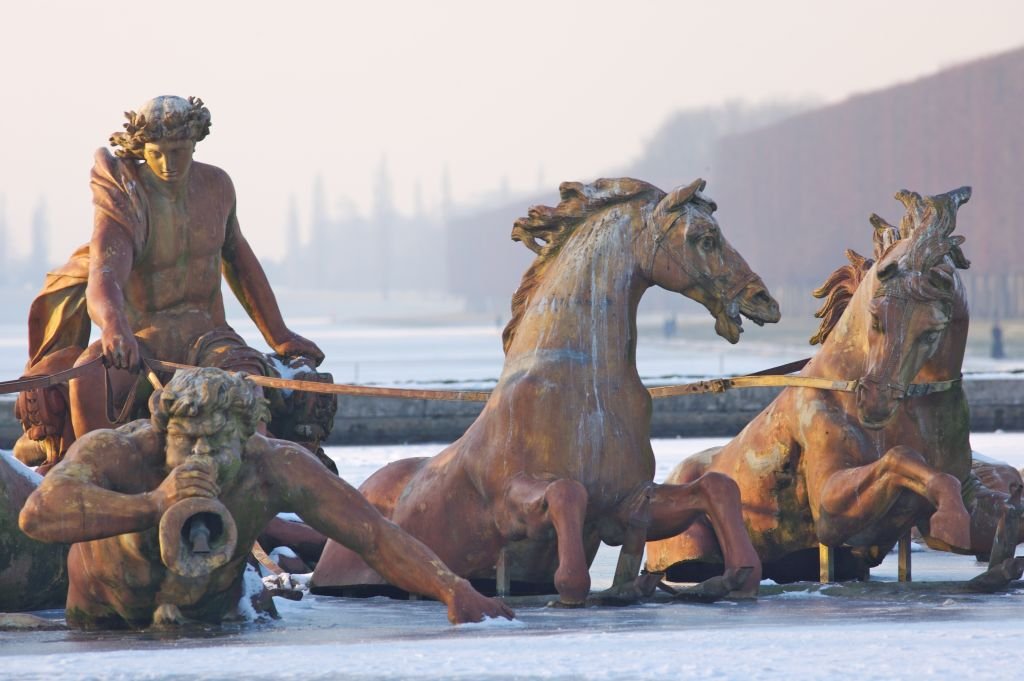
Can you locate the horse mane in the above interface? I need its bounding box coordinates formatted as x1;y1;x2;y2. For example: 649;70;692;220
501;178;663;353
810;190;971;345
809;249;873;345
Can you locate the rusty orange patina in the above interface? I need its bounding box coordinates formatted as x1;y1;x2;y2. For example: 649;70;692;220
311;178;781;604
649;187;1024;584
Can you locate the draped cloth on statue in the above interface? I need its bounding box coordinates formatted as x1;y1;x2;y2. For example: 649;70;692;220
25;150;148;372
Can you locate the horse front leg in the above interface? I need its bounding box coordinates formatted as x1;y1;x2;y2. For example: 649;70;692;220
586;484;663;605
501;475;590;605
816;444;971;550
646;472;761;597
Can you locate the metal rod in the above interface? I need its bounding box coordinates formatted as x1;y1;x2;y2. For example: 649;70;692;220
496;547;510;597
819;543;835;583
898;533;912;582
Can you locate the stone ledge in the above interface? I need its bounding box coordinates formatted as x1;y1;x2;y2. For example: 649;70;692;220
1;378;1020;447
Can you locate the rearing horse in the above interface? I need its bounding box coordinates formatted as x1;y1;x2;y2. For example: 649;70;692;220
312;178;781;603
648;187;991;582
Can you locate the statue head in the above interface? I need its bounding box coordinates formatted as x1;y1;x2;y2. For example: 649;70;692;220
149;368;270;480
110;96;212;183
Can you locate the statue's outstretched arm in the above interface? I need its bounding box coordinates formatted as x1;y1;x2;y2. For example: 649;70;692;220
274;444;513;623
19;431;162;543
221;209;324;365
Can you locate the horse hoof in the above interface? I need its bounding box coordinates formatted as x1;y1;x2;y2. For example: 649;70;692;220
585;573;664;607
635;571;664;597
722;566;755;593
928;508;972;551
965;557;1024;593
667;566;755;604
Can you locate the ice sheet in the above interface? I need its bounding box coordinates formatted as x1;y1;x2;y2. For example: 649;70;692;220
3;436;1023;680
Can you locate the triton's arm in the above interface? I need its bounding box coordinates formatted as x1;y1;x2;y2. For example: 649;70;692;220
20;427;216;544
271;443;514;624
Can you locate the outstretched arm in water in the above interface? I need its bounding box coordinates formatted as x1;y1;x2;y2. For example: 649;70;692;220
271;442;514;624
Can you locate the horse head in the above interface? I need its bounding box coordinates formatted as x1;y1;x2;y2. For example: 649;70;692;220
644;179;780;343
855;186;971;429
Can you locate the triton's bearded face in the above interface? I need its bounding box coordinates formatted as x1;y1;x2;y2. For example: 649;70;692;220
164;412;244;484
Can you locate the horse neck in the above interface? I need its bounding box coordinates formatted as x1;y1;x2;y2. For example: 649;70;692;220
805;270;875;380
504;209;645;369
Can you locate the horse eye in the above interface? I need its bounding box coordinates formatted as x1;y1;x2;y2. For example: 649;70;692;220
871;314;882;333
700;235;716;251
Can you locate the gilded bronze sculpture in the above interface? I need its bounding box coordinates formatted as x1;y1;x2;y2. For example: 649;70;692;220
14;96;333;470
648;187;1023;584
19;368;513;628
311;178;781;604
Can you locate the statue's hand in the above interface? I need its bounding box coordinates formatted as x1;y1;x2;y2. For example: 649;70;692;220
445;579;515;624
273;332;325;367
101;324;140;371
151;457;220;514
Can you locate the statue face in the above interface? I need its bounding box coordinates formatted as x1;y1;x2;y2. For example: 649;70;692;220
164;411;244;483
142;139;195;183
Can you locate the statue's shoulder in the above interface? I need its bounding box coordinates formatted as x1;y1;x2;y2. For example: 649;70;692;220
244;434;311;469
71;420;160;462
242;432;276;463
191;161;235;193
91;147;136;176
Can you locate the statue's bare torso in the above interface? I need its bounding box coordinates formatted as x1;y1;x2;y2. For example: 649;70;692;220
126;162;233;360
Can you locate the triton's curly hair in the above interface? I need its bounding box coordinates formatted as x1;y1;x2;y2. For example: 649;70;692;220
149;367;269;439
109;95;212;159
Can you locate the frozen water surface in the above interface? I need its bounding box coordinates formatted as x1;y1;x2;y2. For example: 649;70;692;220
2;434;1023;680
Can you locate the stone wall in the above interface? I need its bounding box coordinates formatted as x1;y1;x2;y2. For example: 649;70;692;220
2;379;1020;448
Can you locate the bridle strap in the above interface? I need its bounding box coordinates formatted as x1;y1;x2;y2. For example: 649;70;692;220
647;372;961;399
647;211;759;303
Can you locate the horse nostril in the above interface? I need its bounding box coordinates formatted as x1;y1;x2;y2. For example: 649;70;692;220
752;290;772;305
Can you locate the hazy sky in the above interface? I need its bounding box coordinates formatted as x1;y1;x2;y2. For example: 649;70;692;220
1;0;1022;264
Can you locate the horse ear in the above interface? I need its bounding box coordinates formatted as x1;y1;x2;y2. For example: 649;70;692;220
939;186;972;267
895;190;925;239
869;213;898;259
901;185;971;272
655;178;707;215
942;186;972;209
895;189;922;211
949;235;971;270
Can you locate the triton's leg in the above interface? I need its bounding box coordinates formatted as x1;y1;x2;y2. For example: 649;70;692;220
816;445;971;550
647;472;761;596
501;475;590;605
